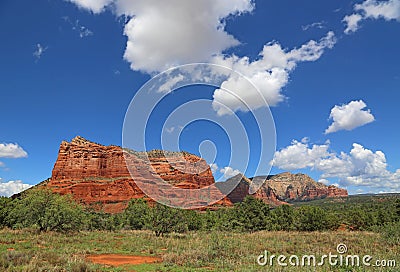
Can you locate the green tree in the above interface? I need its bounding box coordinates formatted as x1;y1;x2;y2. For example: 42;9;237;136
83;210;110;231
270;204;295;231
0;197;11;228
182;209;202;231
7;189;84;232
201;209;217;231
344;207;372;230
235;196;270;232
212;207;241;231
295;206;329;231
104;213;124;231
148;203;187;237
396;199;400;219
123;198;151;230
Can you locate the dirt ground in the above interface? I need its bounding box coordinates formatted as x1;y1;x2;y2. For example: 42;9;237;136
86;254;162;267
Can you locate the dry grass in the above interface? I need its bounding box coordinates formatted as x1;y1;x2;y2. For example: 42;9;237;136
0;229;398;271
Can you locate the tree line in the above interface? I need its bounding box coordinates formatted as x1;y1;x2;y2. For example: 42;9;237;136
0;189;399;237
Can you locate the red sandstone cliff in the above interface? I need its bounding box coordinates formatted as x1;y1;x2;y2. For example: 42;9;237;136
41;136;231;212
35;137;347;212
215;175;286;206
219;172;347;205
264;172;348;201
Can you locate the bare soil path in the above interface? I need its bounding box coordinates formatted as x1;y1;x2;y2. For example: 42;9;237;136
87;254;162;267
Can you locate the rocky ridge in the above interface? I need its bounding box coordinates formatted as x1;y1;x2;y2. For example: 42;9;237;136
33;136;348;212
220;172;347;204
41;136;229;212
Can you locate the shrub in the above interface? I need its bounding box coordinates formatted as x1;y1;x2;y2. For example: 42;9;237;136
295;206;329;231
269;204;296;231
0;197;11;228
148;203;187;236
380;221;400;246
122;198;151;230
7;189;84;232
234;196;270;232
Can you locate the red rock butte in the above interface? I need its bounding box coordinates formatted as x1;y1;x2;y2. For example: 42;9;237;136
34;136;347;212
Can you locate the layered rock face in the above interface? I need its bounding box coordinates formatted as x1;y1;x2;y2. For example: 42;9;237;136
264;172;348;202
43;136;229;212
216;175;286;206
38;137;347;212
220;172;348;205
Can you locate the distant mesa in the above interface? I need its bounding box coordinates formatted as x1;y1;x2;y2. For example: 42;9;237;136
219;172;348;205
20;136;347;212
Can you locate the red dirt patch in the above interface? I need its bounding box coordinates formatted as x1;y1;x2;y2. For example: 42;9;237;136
86;254;162;267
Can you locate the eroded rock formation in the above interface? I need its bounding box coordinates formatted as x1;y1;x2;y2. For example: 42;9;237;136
41;136;230;212
35;137;347;212
220;172;348;205
265;172;348;202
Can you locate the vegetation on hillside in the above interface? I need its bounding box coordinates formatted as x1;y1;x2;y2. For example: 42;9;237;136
0;190;399;236
0;191;399;270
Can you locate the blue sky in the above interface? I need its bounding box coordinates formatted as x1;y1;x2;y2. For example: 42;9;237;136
1;0;399;196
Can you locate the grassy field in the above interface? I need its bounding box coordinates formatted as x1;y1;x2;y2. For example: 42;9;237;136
0;229;398;271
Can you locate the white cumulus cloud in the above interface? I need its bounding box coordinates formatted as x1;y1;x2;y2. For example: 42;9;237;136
270;139;330;170
158;74;185;94
120;0;254;74
67;0;114;14
325;100;375;134
272;139;400;191
212;31;336;115
0;179;32;197
220;166;241;179
0;143;28;159
343;0;400;34
343;14;364;34
66;0;336;114
210;163;219;174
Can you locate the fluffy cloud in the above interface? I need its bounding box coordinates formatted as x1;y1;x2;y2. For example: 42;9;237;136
210;163;219;174
120;0;254;74
212;31;336;115
270;139;330;170
0;143;28;159
66;0;336;114
0;179;32;197
158;74;185;94
67;0;114;14
220;166;241;179
209;163;241;179
343;14;364;34
343;0;400;34
272;139;400;190
318;179;330;185
325;100;375;134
